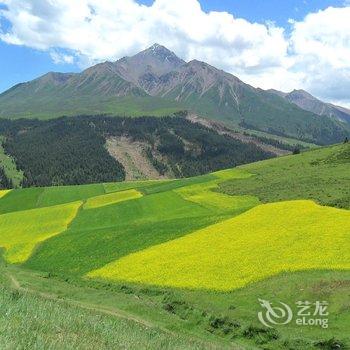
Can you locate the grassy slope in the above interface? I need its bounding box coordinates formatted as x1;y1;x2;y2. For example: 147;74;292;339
0;144;349;349
0;94;184;120
0;290;200;350
0;70;184;119
0;136;23;187
218;143;350;209
0;273;219;350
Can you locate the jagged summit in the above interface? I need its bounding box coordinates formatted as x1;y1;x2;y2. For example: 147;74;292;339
289;89;314;98
134;43;185;66
113;44;185;91
143;43;180;56
146;43;172;53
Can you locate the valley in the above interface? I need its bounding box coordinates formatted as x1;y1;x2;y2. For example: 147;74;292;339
0;143;349;349
1;2;350;349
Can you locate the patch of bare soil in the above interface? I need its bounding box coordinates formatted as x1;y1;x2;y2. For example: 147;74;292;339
106;137;168;181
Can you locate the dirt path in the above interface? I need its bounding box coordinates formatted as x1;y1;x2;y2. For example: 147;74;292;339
6;272;155;329
4;271;232;349
0;260;240;349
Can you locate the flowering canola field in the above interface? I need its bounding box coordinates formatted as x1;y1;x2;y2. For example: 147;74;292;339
84;189;142;209
0;190;10;199
87;200;350;291
0;201;81;263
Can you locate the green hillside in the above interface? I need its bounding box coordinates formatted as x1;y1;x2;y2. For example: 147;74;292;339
218;142;350;208
0;143;349;349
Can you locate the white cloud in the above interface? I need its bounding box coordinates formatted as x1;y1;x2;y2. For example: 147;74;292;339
288;6;350;106
0;0;350;106
50;50;74;64
0;0;288;70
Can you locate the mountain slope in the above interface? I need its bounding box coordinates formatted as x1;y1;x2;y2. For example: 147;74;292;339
0;65;156;119
269;89;350;124
154;60;348;144
0;44;349;144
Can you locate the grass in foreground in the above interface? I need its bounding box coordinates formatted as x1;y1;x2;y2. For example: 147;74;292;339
0;285;221;350
2;261;349;350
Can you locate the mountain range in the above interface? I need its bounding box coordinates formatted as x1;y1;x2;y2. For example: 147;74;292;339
0;43;349;145
269;88;350;124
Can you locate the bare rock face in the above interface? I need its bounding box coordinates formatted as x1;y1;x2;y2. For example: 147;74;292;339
114;44;186;94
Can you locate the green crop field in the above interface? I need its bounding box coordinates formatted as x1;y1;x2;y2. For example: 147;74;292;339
0;201;81;263
84;189;143;209
0;143;349;349
88;200;350;291
0;190;10;199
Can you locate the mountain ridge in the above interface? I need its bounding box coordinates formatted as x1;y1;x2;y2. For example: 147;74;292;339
269;88;350;124
0;43;349;145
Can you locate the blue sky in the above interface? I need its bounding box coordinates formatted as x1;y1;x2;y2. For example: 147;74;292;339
0;0;349;106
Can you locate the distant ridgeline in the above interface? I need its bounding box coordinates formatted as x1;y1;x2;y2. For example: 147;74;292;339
0;115;274;188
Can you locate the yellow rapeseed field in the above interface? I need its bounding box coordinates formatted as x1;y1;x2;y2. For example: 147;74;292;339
0;190;11;199
212;168;254;180
0;201;81;263
176;169;259;212
87;200;350;291
176;181;259;212
84;189;142;209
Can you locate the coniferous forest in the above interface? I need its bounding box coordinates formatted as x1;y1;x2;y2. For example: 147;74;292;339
0;115;274;187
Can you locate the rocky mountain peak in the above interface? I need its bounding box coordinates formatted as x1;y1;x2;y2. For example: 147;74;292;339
113;44;185;90
137;43;185;66
288;89;314;99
